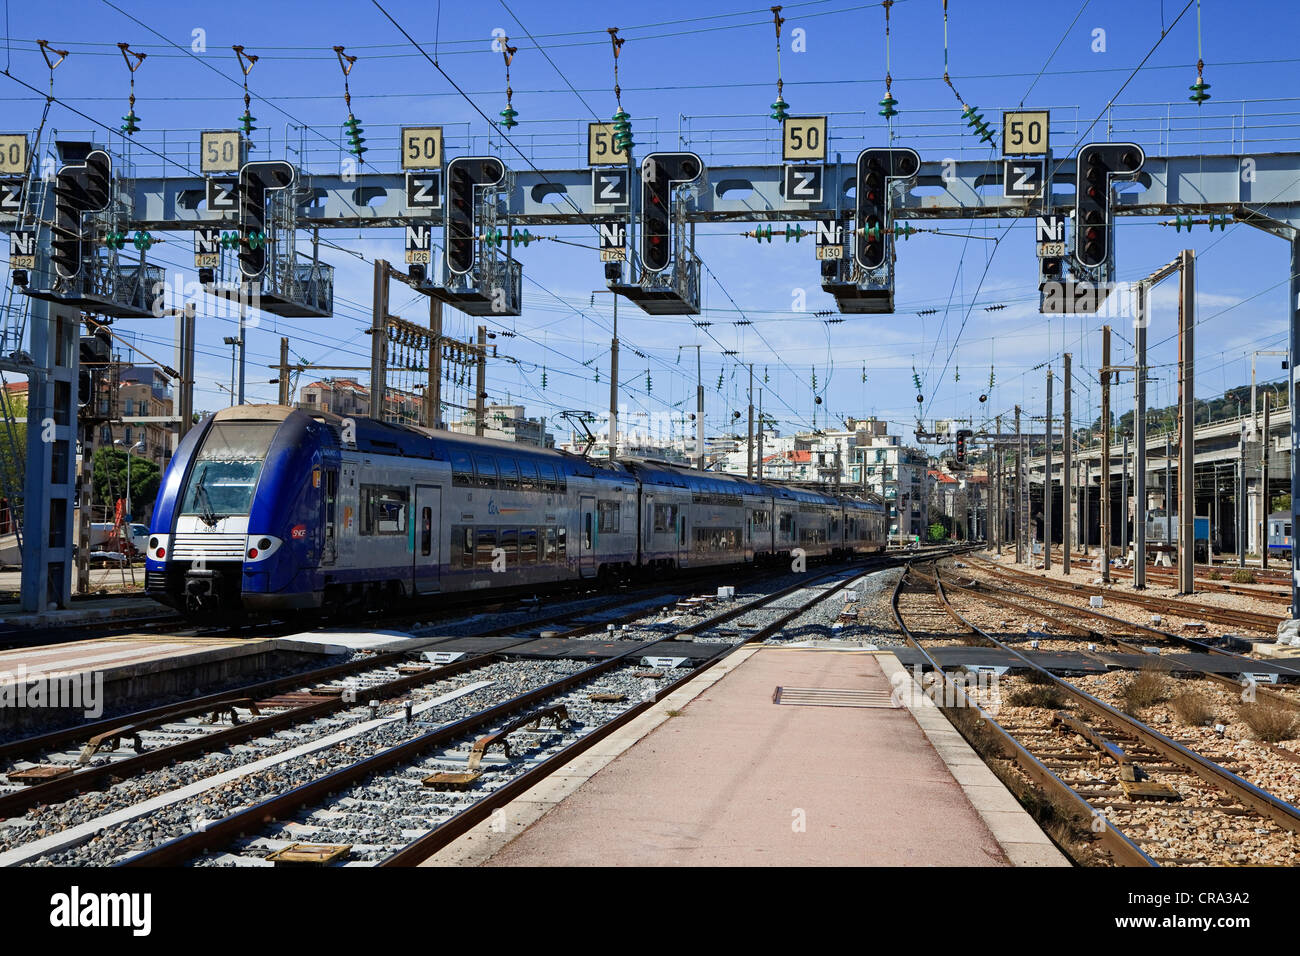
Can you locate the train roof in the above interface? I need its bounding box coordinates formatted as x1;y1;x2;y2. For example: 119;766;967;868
213;405;632;481
209;406;880;507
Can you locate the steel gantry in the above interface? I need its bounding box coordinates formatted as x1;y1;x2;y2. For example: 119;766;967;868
6;144;1300;611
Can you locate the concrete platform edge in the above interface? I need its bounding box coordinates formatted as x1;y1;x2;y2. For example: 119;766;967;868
419;645;761;867
876;652;1070;867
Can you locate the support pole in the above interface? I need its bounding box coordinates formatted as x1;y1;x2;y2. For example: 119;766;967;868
1239;424;1247;568
475;325;487;437
428;298;442;429
278;337;290;406
747;364;755;479
994;414;1002;554
1063;356;1071;575
179;304;195;440
1014;405;1023;564
236;306;247;406
1291;236;1300;617
370;258;388;419
1262;393;1271;570
1135;283;1148;588
608;295;619;462
696;348;705;470
1178;248;1195;594
1045;367;1053;571
1101;325;1112;583
757;388;764;479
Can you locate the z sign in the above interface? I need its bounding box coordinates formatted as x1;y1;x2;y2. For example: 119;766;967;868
1003;158;1044;199
405;171;441;209
783;164;823;203
206;177;238;212
591;168;629;207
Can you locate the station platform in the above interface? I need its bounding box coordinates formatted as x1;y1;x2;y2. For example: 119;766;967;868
0;632;341;731
0;595;172;636
424;646;1068;867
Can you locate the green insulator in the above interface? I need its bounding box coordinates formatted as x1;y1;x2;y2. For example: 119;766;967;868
878;92;899;118
132;231;153;251
104;231;126;250
499;106;519;129
1189;78;1211;104
247;231;266;250
220;231;240;250
121;110;140;135
894;223;915;240
770;97;789;122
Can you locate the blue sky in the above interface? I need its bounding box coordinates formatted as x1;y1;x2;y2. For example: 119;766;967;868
5;0;1299;445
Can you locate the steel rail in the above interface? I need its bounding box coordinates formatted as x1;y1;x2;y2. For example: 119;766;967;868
890;560;1157;867
937;570;1300;692
927;570;1300;838
119;553;914;867
967;555;1283;632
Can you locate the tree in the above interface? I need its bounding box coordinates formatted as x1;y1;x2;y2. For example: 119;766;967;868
92;447;161;522
926;522;948;543
0;391;26;526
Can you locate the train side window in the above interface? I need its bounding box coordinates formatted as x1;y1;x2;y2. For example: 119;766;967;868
583;512;593;550
598;500;620;534
556;526;567;560
421;507;432;556
539;463;558;493
653;503;676;533
450;451;474;486
475;527;497;568
520;527;538;565
473;454;498;489
461;526;474;568
518;460;538;491
544;527;556;561
500;527;518;563
499;458;519;490
360;485;408;535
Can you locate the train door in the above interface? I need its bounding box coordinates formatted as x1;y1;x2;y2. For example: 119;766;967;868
413;485;441;595
321;467;338;565
579;494;597;577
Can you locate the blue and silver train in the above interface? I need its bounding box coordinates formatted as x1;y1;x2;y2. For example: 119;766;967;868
145;405;888;615
1267;511;1293;556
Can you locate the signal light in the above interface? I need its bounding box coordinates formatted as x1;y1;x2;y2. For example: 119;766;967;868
409;263;426;283
853;147;919;272
51;149;114;281
639;152;703;273
445;157;506;276
156;547;164;559
238;160;296;280
198;267;215;285
1073;142;1144;269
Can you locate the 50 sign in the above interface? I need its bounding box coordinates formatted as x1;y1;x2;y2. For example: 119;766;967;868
1002;110;1049;157
401;127;443;170
782;116;827;163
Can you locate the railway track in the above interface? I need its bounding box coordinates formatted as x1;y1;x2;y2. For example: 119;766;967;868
892;559;1300;867
967;555;1284;634
1;549;944;866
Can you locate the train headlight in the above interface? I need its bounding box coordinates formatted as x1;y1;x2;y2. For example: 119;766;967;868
244;534;283;563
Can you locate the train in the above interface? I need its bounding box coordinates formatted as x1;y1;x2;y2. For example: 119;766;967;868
144;405;889;615
1267;511;1293;555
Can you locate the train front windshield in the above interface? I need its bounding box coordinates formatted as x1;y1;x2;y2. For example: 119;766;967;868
180;422;277;518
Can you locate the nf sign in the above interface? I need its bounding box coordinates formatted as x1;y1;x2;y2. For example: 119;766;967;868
598;221;626;261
